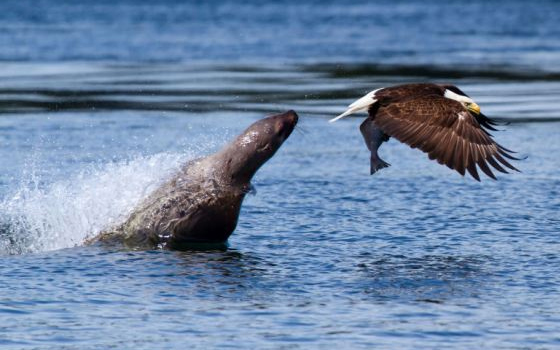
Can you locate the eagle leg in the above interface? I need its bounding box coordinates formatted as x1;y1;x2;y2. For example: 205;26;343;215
359;117;391;175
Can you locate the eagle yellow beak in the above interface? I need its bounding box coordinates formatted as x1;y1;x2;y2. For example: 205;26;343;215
467;102;481;114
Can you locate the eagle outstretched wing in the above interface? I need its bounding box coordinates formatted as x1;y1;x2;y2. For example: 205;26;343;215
371;95;519;181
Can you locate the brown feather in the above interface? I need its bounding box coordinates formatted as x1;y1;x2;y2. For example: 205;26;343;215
477;156;497;180
454;138;466;176
444;133;459;169
486;156;509;174
494;153;519;172
369;93;519;180
466;159;481;181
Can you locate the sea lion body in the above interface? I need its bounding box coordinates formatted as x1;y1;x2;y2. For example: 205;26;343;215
91;111;298;249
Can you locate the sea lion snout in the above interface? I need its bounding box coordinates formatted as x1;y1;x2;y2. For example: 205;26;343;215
271;110;298;138
274;109;299;123
224;110;299;184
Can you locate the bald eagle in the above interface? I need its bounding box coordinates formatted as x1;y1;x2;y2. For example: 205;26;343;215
330;83;519;181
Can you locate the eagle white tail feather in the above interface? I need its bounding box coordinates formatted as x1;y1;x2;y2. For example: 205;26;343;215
329;89;381;123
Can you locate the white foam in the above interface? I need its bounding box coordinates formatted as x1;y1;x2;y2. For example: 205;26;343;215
0;152;194;255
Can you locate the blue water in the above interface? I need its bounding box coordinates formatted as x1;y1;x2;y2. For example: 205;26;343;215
1;0;560;70
1;1;560;349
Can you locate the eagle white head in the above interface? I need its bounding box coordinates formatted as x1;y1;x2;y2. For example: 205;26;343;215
443;89;481;114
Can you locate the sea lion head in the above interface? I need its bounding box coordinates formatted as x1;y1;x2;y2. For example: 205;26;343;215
167;110;298;247
221;110;298;185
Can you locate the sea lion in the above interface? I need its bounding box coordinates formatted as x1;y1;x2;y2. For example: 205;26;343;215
89;110;298;250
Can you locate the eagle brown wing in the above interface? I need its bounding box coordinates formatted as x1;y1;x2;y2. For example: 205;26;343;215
371;95;519;181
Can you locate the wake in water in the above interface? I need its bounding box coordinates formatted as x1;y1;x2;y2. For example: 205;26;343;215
0;152;195;255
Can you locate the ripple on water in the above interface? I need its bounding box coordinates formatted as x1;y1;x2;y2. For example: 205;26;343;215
0;67;559;349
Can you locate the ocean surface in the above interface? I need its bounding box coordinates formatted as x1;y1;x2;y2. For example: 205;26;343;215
1;1;559;349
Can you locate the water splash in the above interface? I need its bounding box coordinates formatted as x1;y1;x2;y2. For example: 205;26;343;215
0;152;194;255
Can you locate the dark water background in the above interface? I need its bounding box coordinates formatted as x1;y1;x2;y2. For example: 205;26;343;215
1;1;559;349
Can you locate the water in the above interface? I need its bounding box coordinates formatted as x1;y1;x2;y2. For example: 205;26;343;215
2;0;560;70
1;1;560;349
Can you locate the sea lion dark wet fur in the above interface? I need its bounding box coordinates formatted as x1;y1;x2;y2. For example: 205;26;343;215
89;110;298;250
